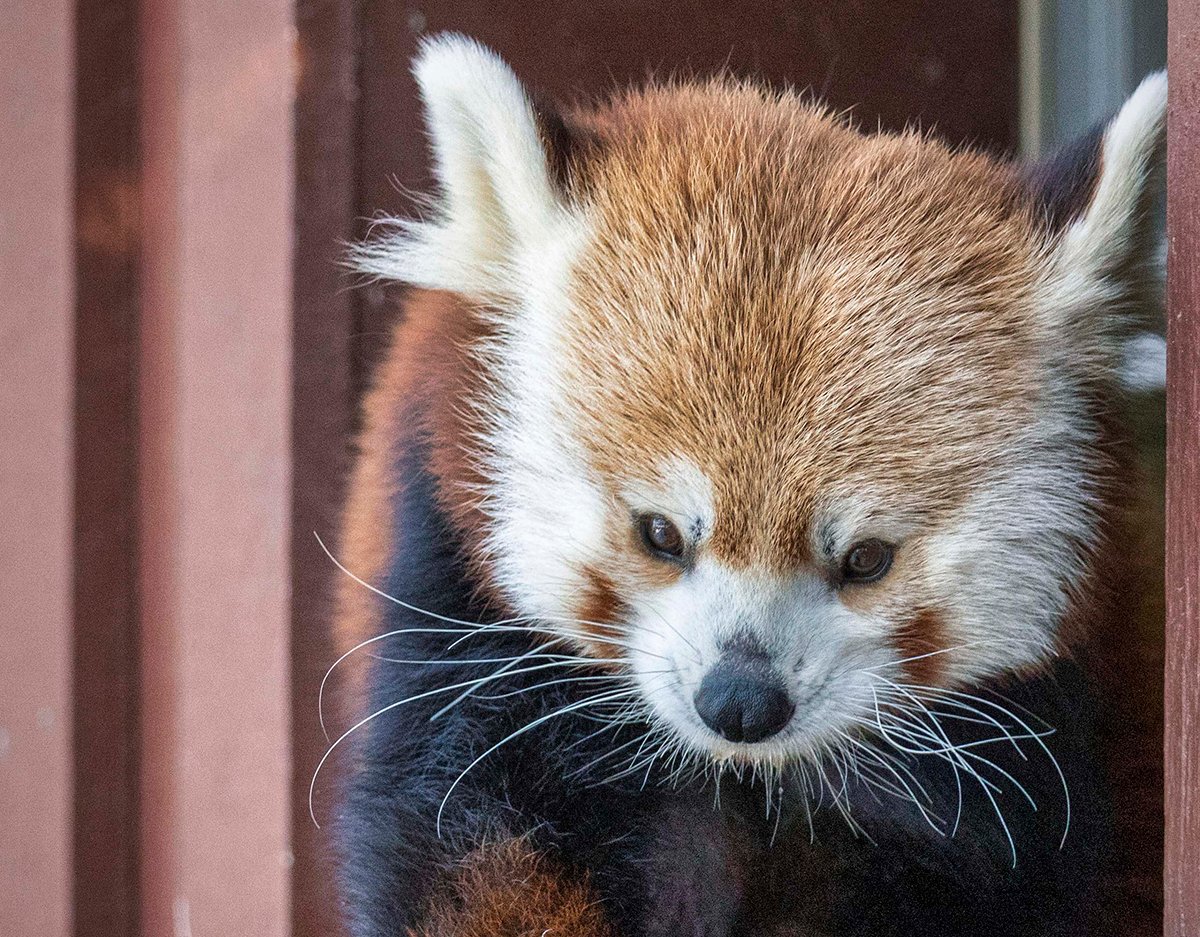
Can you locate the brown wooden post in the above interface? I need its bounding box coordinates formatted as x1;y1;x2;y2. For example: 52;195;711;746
73;0;143;931
292;2;359;935
138;0;295;934
0;2;75;934
1165;2;1200;933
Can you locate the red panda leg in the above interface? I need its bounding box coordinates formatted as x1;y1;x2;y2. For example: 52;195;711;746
410;838;615;937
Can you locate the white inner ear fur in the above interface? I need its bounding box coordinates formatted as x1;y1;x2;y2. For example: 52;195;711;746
350;34;582;300
1056;71;1167;281
345;35;598;621
1035;72;1166;378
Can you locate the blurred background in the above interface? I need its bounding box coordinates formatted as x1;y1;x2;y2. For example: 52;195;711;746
0;2;1171;936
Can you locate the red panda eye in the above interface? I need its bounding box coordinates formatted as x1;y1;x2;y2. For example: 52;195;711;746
638;514;686;560
842;539;894;583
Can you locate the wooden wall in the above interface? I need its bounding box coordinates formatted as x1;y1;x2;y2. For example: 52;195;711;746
0;1;75;934
138;1;295;935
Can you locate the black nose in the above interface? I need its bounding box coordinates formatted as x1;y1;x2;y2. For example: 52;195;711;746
693;659;795;743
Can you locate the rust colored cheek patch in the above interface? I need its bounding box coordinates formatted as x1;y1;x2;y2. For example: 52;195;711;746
575;566;633;662
892;608;949;687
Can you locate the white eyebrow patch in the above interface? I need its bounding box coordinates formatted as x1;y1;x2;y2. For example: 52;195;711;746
810;493;922;562
620;457;715;533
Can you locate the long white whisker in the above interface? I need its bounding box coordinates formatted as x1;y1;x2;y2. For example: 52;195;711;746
315;531;668;737
308;658;618;827
871;674;1030;757
840;730;944;834
429;654;529;720
570;730;654;781
318;624;522;742
473;671;645;702
864;678;1068;865
898;683;1071;848
868;684;966;834
863;638;1043;674
316;531;504;629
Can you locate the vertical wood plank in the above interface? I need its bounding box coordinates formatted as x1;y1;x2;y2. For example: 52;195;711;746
139;0;295;934
73;0;143;931
1165;2;1200;932
0;2;75;935
292;1;358;936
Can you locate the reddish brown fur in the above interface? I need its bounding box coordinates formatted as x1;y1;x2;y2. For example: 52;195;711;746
893;609;949;686
336;289;498;709
410;838;614;937
559;82;1042;579
577;566;630;657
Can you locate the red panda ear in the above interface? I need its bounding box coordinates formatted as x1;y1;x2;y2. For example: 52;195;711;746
351;34;582;300
1029;72;1166;388
1032;72;1165;288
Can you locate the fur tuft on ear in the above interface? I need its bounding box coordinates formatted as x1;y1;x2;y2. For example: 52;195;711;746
1032;71;1166;384
350;34;578;299
1052;70;1167;281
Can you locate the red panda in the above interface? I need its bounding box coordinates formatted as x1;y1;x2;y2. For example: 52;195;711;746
330;34;1165;937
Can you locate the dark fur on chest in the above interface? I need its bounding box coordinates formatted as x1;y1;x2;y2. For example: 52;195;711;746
335;436;1115;937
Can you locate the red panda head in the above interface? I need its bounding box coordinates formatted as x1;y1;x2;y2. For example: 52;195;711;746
354;36;1165;763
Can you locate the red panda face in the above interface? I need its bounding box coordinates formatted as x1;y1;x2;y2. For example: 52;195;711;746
353;37;1165;765
534;100;1052;759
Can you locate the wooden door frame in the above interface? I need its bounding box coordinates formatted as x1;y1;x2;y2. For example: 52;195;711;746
1164;1;1199;933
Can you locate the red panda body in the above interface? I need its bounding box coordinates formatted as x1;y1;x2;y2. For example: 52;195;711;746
332;36;1164;937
